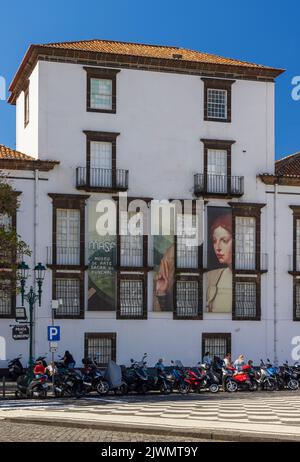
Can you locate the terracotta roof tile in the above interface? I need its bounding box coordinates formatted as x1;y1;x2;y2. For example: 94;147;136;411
0;144;34;161
40;39;277;70
276;152;300;176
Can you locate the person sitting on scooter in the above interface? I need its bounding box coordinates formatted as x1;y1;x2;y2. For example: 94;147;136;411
234;354;246;373
63;351;76;369
155;358;165;373
33;360;46;378
202;351;212;365
222;353;233;391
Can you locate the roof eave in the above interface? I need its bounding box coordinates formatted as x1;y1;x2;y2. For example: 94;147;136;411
8;44;285;105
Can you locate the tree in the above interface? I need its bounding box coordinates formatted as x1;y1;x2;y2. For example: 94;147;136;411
0;176;31;291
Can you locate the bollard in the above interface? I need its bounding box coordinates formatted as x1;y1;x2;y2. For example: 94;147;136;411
2;376;5;400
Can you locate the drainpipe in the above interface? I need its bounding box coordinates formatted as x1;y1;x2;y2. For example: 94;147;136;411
33;168;39;359
273;179;278;365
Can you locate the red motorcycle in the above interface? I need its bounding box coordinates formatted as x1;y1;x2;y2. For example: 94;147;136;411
184;367;203;393
224;365;258;392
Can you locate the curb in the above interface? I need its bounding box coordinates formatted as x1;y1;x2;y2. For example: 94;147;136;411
4;416;300;442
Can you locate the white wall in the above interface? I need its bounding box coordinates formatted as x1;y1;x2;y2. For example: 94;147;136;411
16;63;39;158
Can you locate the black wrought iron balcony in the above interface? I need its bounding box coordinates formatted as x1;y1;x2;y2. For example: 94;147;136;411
194;174;244;196
47;247;81;266
76;167;129;192
234;252;268;272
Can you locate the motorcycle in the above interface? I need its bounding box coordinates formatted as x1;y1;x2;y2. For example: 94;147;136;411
8;355;24;380
197;362;221;393
53;368;86;398
280;361;299;390
223;365;258;392
82;358;110;395
121;353;149;394
15;373;49;398
169;361;191;394
256;360;277;391
147;365;173;394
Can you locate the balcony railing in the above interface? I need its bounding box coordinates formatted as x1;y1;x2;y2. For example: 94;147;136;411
176;247;199;269
234;252;268;271
194;174;244;196
76;167;129;190
47;247;80;266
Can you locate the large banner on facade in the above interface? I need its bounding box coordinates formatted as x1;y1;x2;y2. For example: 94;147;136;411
153;235;175;312
205;207;232;313
88;201;116;311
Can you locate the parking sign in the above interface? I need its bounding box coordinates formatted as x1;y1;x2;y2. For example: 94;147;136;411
47;326;60;342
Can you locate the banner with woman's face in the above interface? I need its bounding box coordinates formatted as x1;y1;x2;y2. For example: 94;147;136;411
206;207;232;313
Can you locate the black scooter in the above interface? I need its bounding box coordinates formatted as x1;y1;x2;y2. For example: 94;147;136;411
16;373;48;398
122;354;149;394
8;355;24;380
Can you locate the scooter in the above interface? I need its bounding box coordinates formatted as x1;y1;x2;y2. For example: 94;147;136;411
281;361;299;390
197;362;221;393
223;365;258;392
8;355;24;380
82;358;110;395
122;354;150;394
15;373;49;398
147;366;173;394
169;361;191;394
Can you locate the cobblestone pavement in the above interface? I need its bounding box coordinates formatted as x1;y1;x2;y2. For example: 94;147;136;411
2;391;300;426
0;421;209;442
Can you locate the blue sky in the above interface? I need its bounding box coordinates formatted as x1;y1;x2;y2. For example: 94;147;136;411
0;0;299;159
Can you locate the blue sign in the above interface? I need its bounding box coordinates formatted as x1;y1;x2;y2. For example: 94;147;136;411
47;326;60;342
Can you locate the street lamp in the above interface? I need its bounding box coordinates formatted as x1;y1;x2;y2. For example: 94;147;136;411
17;261;46;378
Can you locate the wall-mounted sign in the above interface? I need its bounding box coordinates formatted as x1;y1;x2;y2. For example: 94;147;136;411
15;307;27;322
12;325;29;340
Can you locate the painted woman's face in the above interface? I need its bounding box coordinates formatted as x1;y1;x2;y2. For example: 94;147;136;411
212;226;232;266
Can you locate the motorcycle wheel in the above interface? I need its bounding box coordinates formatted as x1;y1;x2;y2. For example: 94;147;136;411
249;381;258;392
225;380;238;393
137;383;148;395
160;383;171;395
96;380;110;396
73;383;85;399
264;380;276;391
209;383;219;393
288;379;299;390
31;388;47;399
114;383;128;396
178;382;190;394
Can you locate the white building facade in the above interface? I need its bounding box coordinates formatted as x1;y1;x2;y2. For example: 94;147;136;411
1;39;299;371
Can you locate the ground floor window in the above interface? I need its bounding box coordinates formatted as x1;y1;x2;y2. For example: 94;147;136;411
202;333;231;360
84;333;116;367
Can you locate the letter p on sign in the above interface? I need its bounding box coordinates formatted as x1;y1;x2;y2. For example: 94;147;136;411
47;326;60;342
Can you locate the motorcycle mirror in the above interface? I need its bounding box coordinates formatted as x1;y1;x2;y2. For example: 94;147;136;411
130;359;134;363
267;358;270;362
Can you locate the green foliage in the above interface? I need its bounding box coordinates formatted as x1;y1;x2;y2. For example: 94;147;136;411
0;176;31;291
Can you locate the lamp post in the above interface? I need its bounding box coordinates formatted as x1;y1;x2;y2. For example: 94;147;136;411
18;261;46;378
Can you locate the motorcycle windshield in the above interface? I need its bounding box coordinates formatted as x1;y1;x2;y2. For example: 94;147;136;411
104;360;123;388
